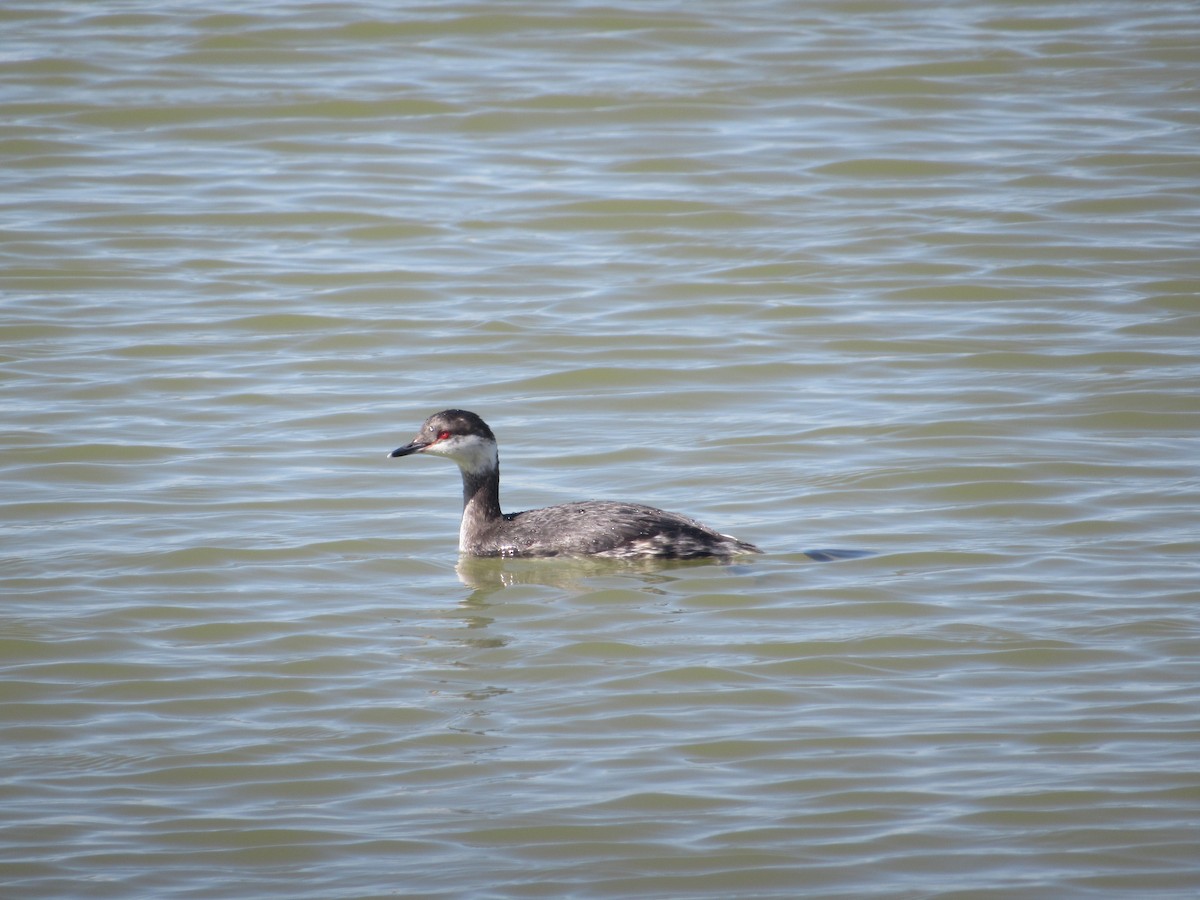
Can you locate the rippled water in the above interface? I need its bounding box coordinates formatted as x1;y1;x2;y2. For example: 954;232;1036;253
3;2;1199;898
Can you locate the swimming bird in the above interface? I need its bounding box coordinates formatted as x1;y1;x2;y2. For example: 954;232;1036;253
388;409;762;559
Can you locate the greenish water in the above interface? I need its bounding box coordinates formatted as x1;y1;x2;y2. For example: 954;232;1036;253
3;2;1199;898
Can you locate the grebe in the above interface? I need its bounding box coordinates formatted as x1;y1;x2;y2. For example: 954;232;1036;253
388;409;762;559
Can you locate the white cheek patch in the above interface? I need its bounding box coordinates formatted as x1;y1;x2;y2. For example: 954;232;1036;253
427;433;498;474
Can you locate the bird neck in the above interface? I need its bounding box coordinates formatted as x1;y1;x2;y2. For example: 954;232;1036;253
458;464;503;551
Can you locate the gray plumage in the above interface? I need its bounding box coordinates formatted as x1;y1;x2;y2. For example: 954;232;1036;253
389;409;761;559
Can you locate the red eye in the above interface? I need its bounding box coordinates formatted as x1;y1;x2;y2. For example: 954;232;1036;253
437;430;451;441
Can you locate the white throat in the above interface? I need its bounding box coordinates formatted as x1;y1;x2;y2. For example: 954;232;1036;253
427;432;498;477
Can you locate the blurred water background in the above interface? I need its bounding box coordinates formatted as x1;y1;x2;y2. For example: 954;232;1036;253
2;1;1199;898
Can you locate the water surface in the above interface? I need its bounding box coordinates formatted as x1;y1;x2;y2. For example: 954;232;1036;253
3;2;1199;898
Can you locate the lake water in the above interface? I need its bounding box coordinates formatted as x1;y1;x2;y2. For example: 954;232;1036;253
2;2;1199;898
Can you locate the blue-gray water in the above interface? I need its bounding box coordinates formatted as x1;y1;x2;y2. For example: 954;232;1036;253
3;2;1199;898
